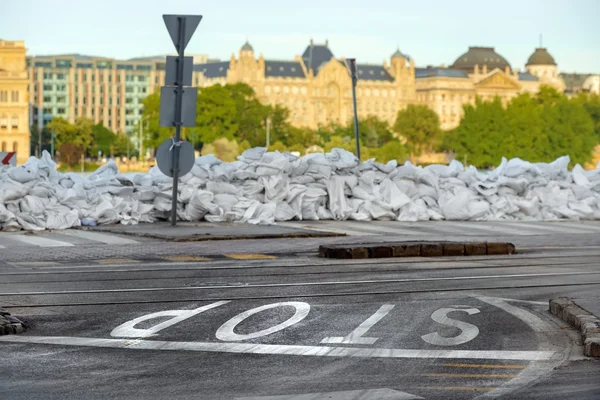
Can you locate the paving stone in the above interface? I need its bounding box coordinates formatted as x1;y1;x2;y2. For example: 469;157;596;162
391;243;421;257
443;243;465;256
420;243;443;257
487;242;516;255
465;242;487;256
368;246;393;258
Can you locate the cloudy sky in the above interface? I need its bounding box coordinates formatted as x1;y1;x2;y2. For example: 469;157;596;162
3;0;599;73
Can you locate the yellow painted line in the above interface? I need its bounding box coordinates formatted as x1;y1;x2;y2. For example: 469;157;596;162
162;256;212;262
226;254;277;260
424;373;519;379
11;261;63;268
420;386;497;392
441;363;527;369
96;259;140;264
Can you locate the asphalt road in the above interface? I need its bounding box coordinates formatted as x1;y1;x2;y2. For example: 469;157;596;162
1;229;600;399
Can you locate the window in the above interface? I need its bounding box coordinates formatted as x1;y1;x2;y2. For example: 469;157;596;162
0;115;7;128
0;91;7;102
125;87;134;93
57;84;66;91
125;75;134;82
138;76;146;82
43;96;51;102
43;108;52;115
141;87;147;93
43;84;52;91
1;142;5;151
125;98;133;104
57;96;66;103
57;108;65;114
56;73;65;80
10;91;19;102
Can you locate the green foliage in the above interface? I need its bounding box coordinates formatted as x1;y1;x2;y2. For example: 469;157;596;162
201;138;241;162
446;89;598;167
393;104;442;156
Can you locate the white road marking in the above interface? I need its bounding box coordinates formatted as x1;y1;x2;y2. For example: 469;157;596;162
9;235;75;247
2;271;598;296
57;230;140;245
475;296;551;333
421;306;480;346
111;301;230;338
322;304;395;345
216;302;310;341
236;388;423;400
472;296;563;399
0;335;556;361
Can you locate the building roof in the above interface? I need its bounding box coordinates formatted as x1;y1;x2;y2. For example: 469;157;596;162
29;53;99;61
193;61;230;78
265;60;305;78
518;71;539;81
415;67;468;78
451;47;511;73
241;41;254;52
127;55;166;62
391;49;409;60
356;64;394;81
526;48;556;66
302;42;334;74
560;72;592;91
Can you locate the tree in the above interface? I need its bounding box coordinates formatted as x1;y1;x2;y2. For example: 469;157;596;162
370;139;409;163
445;91;598;168
46;117;95;156
201;138;240;162
58;143;84;169
91;123;117;157
393;104;442;157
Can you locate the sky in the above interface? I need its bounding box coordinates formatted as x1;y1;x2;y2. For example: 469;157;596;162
2;0;599;73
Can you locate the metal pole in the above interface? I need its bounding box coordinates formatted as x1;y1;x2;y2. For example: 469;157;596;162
266;117;270;148
51;128;55;159
348;59;361;160
38;124;42;157
139;117;144;161
170;16;186;227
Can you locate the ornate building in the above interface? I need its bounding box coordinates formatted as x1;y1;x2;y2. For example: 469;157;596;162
415;46;565;129
194;40;415;129
0;40;30;165
195;41;565;130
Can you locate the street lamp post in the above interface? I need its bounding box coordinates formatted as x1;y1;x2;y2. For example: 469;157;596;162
346;58;361;160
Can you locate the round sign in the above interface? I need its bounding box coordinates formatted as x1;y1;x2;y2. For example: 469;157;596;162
155;138;195;178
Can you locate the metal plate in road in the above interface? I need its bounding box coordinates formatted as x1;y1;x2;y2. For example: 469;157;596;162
155;138;195;177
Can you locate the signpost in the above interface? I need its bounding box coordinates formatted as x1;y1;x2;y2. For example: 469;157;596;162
347;58;361;160
159;14;202;226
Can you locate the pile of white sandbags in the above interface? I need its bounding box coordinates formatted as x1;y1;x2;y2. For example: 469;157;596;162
1;148;600;231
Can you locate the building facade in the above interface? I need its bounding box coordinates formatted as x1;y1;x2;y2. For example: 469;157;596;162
193;42;565;130
0;40;30;165
27;55;169;135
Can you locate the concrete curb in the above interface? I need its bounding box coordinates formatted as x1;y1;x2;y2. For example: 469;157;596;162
319;241;515;259
549;298;600;357
0;309;28;335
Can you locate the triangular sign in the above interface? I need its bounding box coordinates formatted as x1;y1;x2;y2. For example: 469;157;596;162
163;14;202;54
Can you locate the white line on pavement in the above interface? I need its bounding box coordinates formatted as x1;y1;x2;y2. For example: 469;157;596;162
0;335;557;361
56;230;140;245
9;235;75;247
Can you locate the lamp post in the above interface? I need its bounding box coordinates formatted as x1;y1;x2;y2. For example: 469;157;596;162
346;58;360;160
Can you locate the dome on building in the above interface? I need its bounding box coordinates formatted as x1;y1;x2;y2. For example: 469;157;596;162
526;47;556;66
451;46;511;73
391;49;409;59
241;41;254;52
